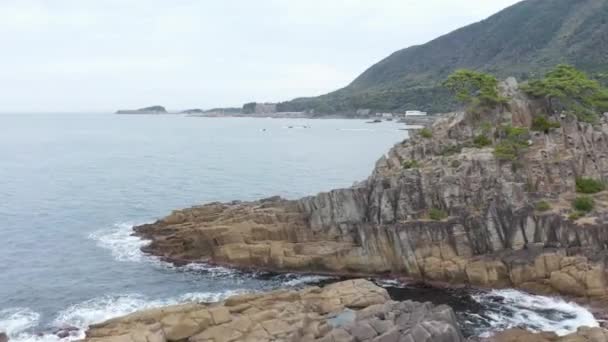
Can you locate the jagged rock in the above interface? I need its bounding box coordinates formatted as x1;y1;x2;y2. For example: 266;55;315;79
134;80;608;298
83;279;463;342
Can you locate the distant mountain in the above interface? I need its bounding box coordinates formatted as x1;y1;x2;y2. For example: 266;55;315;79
116;105;168;114
278;0;608;115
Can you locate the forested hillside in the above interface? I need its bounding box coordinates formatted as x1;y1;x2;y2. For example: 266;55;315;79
277;0;608;115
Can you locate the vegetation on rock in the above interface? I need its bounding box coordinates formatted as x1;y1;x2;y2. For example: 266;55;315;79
522;65;608;123
569;211;584;221
443;69;506;109
402;160;420;169
419;128;433;138
576;177;605;194
473;135;492;148
573;196;594;212
493;125;530;161
440;144;462;156
429;208;448;221
531;116;561;133
535;201;551;212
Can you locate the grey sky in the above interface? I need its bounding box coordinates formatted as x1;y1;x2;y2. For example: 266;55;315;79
0;0;522;112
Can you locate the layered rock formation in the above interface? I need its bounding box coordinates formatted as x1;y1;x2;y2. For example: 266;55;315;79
135;79;608;298
84;279;463;342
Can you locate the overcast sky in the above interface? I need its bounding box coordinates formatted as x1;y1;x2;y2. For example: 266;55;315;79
0;0;522;112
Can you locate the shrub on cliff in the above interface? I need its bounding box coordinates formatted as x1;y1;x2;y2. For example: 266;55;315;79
576;177;605;194
429;208;448;221
522;64;608;123
402;160;420;169
473;135;492;148
440;144;462;156
535;201;551;212
494;143;518;160
493;125;530;161
569;211;584;221
531;116;561;133
419;128;433;138
573;196;594;212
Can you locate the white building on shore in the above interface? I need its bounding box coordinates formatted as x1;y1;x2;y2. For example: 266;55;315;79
405;110;427;116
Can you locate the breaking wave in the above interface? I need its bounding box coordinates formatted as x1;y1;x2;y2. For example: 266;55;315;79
88;222;150;263
0;308;41;339
88;222;237;276
0;290;247;342
469;289;598;337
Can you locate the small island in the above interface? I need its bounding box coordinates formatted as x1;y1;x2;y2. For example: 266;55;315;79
179;108;204;114
115;105;168;114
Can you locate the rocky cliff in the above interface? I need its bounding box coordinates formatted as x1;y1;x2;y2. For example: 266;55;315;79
83;279;463;342
135;79;608;298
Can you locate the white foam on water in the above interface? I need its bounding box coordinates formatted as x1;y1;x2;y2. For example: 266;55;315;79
175;290;248;303
178;262;238;277
281;275;335;287
1;289;249;342
89;222;239;277
473;289;598;337
88;222;151;263
373;278;406;288
0;308;40;337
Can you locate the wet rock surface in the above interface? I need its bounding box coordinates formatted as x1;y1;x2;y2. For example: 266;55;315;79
83;279;464;342
487;327;608;342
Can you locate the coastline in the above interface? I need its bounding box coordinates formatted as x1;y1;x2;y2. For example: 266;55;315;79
127;78;608;335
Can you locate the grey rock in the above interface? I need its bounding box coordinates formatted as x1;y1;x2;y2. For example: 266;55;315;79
372;328;400;342
369;319;395;335
349;323;377;341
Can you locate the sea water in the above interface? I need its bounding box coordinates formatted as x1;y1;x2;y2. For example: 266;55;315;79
0;113;598;340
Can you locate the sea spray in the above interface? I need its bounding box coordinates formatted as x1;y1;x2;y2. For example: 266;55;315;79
376;280;599;338
471;289;598;337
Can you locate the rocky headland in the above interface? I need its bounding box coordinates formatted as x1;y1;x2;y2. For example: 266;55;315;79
134;77;608;300
91;71;608;341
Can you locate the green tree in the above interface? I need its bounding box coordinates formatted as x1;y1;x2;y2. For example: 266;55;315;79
522;65;608;122
443;69;506;108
